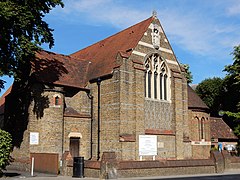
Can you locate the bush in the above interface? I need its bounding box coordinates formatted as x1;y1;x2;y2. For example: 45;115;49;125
210;146;218;151
0;129;12;174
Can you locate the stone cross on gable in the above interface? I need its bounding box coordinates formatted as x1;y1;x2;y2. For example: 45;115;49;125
152;10;157;18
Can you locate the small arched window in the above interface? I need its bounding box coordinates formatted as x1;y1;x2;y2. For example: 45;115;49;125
55;96;60;106
145;53;170;101
200;117;205;140
52;94;61;107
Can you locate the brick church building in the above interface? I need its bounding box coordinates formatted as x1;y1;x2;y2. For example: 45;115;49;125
0;13;211;175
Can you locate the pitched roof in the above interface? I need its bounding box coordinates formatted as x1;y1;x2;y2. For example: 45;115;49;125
64;107;81;117
188;85;209;110
210;117;238;140
71;16;154;81
0;85;12;114
32;50;90;89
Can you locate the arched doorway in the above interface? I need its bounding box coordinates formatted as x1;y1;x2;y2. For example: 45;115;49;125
68;132;82;157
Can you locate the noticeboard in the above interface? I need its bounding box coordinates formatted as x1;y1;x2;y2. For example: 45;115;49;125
139;135;157;156
30;132;39;145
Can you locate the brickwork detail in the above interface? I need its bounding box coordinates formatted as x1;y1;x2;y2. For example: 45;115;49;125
144;100;173;130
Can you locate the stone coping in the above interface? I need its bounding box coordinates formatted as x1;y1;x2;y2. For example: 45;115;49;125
82;159;214;170
118;159;214;169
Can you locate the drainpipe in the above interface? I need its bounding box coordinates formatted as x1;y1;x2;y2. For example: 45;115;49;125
87;91;93;160
61;91;65;169
97;78;101;161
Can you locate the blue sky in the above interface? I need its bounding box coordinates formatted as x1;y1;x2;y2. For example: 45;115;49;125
1;0;240;96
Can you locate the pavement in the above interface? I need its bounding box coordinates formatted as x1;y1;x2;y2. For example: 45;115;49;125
1;169;240;180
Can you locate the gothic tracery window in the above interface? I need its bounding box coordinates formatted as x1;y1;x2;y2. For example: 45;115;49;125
145;54;170;101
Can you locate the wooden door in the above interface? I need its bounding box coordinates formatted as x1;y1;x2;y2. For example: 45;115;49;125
70;137;80;157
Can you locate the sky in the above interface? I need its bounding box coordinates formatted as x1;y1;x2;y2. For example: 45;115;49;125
1;0;240;96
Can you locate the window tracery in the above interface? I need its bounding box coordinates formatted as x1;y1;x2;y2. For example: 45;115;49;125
145;53;170;101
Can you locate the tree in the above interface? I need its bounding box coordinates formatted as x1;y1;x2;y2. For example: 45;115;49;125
181;64;193;84
195;77;224;117
223;45;240;136
0;129;12;175
0;0;64;91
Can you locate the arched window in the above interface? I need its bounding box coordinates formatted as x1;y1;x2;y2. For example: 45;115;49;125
200;117;205;140
145;53;170;101
55;96;60;106
144;72;147;97
164;74;167;100
160;73;163;100
198;118;201;141
154;72;158;99
148;71;152;98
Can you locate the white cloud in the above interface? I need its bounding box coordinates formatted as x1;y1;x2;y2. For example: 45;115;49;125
50;0;240;60
157;4;240;60
54;0;149;28
158;11;212;54
226;0;240;16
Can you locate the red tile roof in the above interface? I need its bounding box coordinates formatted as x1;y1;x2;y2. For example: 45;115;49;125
33;50;90;89
210;117;238;140
188;85;209;110
71;17;154;81
0;85;12;114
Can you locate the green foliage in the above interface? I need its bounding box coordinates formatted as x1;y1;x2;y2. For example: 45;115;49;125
222;45;240;137
0;0;64;89
225;45;240;84
210;146;218;151
195;77;224;116
0;129;12;173
224;111;240;119
181;64;193;84
233;124;240;138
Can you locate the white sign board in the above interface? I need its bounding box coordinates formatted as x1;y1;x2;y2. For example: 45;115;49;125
30;132;39;145
191;141;211;146
139;135;157;156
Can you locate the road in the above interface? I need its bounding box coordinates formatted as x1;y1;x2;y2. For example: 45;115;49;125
145;174;240;180
2;170;240;180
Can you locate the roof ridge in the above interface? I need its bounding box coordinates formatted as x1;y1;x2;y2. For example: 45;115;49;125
36;49;72;59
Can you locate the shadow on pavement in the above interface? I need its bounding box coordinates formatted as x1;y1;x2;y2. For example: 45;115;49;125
3;172;21;177
145;174;240;180
3;169;59;179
